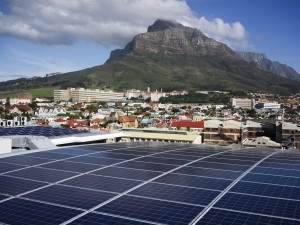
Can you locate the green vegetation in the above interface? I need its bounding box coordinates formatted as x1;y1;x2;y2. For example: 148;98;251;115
160;92;246;104
0;86;58;98
0;49;299;95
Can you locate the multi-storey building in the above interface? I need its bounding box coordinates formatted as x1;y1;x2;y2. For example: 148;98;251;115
231;98;254;109
54;87;125;103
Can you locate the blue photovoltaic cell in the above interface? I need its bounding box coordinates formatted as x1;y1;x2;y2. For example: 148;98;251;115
69;212;153;225
91;166;162;181
230;181;300;200
214;192;300;220
271;153;300;160
24;185;116;209
0;155;53;166
156;173;232;191
62;174;141;193
67;156;123;165
130;182;220;205
92;152;137;160
0;162;24;173
0;198;81;225
259;161;300;170
195;208;298;225
97;195;204;225
39;160;103;173
242;173;300;187
6;167;78;183
200;157;256;166
110;150;151;156
50;147;97;155
169;150;209;157
154;152;199;161
190;161;250;172
117;161;177;172
212;154;263;161
174;166;242;180
28;151;72;160
0;193;9;201
136;156;190;166
0;175;47;195
252;166;300;177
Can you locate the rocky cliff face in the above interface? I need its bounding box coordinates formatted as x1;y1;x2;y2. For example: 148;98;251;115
107;19;239;63
237;52;300;81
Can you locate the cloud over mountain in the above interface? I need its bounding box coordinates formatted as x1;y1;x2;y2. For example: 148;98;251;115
0;0;248;49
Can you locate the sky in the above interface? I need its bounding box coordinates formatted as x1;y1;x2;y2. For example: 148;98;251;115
0;0;299;82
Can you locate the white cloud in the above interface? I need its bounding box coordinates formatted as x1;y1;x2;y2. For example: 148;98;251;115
0;0;249;49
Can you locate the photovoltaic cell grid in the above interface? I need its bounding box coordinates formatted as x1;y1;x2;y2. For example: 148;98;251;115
0;142;300;224
0;125;90;137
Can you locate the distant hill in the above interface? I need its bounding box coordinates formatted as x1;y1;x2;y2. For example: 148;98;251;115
0;19;299;96
237;52;300;81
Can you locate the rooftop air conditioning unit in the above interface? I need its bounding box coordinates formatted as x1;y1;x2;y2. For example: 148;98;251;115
6;120;13;127
21;117;27;126
0;120;6;127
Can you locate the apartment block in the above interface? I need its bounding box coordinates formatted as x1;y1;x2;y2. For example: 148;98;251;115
54;87;125;103
231;98;254;109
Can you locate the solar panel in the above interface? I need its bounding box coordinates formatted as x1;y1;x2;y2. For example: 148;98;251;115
195;208;297;225
0;162;25;173
0;198;81;225
136;156;190;165
0;175;47;195
174;166;243;180
39;160;104;173
117;160;178;172
96;195;204;225
0;126;91;138
6;167;78;183
91;166;162;181
230;181;300;200
61;174;142;193
130;182;220;205
242;173;300;187
0;142;300;224
0;155;54;166
252;166;300;177
155;173;232;191
23;185;116;209
214;192;300;220
68;212;153;225
28;151;72;160
67;155;123;165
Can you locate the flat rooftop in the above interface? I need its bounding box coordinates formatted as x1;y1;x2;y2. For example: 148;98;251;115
0;142;299;224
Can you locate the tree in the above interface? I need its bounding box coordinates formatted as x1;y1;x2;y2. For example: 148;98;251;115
86;104;98;114
5;97;10;106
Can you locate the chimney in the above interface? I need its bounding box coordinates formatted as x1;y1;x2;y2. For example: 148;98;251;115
147;87;150;92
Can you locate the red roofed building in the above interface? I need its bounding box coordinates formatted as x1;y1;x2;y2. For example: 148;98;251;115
170;120;204;132
118;116;138;128
66;119;87;129
5;105;33;115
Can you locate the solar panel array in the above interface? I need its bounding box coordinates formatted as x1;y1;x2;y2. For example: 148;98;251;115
0;126;90;137
0;142;300;224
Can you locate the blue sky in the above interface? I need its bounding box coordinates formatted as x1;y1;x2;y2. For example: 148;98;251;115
0;0;299;82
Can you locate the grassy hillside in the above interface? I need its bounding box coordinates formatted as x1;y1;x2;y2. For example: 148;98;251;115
0;51;299;96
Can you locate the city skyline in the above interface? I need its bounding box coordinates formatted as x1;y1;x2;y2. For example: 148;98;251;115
0;0;299;82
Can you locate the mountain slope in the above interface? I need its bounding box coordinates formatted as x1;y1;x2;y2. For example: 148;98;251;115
237;52;300;81
0;19;299;95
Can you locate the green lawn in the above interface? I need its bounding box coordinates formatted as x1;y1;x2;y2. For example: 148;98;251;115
0;86;59;99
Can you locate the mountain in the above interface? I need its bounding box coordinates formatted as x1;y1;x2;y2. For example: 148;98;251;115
237;52;300;81
0;19;299;95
